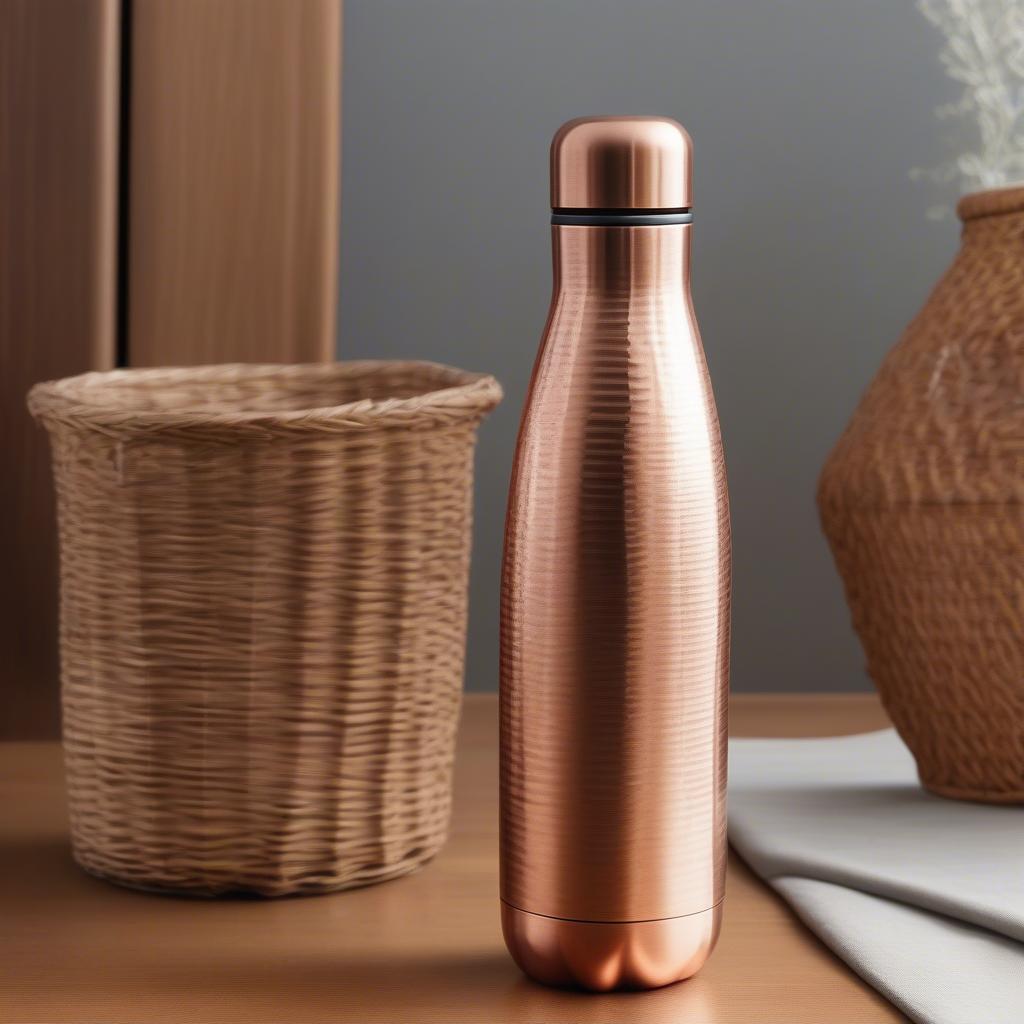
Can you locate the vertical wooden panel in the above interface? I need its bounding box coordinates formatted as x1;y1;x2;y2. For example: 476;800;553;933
128;0;341;365
0;0;120;739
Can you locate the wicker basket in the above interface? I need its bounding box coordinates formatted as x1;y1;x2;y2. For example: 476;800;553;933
28;361;502;894
818;187;1024;804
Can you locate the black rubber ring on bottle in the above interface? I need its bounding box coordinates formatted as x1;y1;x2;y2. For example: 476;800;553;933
551;209;693;226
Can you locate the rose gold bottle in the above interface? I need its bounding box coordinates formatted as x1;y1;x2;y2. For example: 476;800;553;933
499;116;731;991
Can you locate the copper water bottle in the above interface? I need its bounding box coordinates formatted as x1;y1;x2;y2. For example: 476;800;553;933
499;116;731;991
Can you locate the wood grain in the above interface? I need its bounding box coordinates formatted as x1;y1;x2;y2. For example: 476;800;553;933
127;0;341;366
0;694;905;1022
0;0;119;739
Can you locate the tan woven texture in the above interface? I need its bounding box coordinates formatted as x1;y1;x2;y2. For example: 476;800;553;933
819;187;1024;804
28;361;502;894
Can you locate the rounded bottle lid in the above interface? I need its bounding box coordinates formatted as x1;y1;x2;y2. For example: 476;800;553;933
551;116;692;211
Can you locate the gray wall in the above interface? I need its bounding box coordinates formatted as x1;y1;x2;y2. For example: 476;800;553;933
340;0;959;693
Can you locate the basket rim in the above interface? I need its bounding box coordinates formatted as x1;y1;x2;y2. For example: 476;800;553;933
957;184;1024;222
27;360;503;437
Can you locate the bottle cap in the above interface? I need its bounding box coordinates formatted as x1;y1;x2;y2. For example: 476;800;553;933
551;116;692;211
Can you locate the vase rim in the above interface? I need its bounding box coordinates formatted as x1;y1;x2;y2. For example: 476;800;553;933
957;184;1024;223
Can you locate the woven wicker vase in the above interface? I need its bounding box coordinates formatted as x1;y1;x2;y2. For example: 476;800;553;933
28;361;502;894
819;186;1024;804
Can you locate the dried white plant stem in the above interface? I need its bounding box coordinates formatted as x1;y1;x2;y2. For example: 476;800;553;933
915;0;1024;199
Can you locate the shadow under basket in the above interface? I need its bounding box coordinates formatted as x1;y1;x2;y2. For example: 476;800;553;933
28;361;502;896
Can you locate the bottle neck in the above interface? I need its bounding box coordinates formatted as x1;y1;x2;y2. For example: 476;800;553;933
551;224;692;295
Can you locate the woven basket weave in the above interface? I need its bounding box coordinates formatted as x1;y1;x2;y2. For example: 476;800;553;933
28;361;502;894
818;186;1024;804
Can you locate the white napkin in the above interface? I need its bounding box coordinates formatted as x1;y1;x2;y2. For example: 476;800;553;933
728;730;1024;1024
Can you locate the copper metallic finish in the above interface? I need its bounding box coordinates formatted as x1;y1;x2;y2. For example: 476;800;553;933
500;207;730;991
551;116;692;210
501;903;722;992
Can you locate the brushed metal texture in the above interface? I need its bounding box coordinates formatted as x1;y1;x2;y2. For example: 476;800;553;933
500;222;730;928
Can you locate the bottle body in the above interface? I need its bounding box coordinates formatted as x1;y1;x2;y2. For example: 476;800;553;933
499;222;730;991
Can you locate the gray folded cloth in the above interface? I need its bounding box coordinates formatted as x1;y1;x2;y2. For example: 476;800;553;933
728;729;1024;1024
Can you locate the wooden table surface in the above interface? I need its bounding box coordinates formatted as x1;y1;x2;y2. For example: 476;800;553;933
0;693;904;1023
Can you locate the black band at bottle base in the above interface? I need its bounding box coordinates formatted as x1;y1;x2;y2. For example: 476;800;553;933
551;208;693;226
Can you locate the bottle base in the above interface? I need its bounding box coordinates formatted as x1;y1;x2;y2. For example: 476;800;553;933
500;900;722;992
